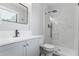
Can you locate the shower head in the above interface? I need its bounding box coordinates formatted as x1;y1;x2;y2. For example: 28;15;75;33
45;10;57;15
48;10;57;13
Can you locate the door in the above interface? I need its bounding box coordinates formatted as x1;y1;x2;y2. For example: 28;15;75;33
25;39;40;56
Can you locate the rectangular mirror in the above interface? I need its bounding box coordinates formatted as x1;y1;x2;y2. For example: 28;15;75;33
0;8;17;22
0;3;28;24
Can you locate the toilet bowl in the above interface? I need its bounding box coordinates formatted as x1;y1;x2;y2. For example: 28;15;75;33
40;43;55;56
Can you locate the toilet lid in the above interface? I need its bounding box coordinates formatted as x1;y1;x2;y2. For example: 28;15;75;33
41;44;55;49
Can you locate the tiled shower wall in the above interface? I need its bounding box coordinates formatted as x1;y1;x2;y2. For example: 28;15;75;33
43;3;78;51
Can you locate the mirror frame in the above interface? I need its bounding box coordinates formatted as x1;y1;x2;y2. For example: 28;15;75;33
17;3;28;24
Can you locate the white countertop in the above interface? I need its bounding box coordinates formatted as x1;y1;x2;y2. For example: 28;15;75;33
0;35;43;47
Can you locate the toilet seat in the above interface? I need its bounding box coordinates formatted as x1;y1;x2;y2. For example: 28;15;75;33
41;44;55;49
40;44;55;56
40;44;55;52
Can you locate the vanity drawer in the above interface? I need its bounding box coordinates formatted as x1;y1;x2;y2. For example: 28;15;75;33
0;41;25;53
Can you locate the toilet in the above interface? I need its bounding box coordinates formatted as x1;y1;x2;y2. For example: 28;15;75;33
40;44;55;56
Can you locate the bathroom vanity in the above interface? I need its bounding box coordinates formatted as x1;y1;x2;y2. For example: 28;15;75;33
0;35;43;56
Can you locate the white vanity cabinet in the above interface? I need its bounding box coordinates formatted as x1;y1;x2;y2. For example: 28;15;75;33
0;38;41;56
0;41;25;56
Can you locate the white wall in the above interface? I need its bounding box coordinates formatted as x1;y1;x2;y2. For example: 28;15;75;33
30;3;43;35
43;3;78;50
